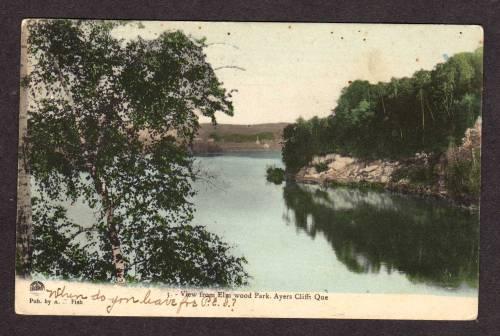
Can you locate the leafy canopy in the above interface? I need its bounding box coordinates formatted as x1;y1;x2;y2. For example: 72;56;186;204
282;48;483;171
25;19;247;286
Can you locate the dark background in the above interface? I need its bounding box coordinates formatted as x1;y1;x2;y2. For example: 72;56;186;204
1;0;499;335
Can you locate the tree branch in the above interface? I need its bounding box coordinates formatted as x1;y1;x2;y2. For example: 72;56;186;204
206;42;240;50
214;65;246;71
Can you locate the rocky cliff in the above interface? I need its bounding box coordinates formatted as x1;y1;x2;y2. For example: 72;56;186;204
295;118;481;207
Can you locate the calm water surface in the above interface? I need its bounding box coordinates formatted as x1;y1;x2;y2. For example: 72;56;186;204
191;152;478;296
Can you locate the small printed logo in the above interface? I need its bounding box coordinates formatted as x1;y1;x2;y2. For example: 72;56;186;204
29;281;45;295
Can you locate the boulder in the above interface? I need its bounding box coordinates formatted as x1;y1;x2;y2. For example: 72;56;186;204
363;164;378;173
380;175;389;183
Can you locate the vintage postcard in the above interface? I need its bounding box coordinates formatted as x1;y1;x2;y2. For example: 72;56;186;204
16;20;482;319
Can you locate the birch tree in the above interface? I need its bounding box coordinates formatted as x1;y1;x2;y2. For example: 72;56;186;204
16;22;32;277
23;19;247;286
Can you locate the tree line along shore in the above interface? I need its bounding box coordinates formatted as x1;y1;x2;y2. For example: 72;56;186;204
274;48;482;207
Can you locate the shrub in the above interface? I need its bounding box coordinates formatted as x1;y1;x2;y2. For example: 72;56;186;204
266;165;285;185
314;162;329;173
446;148;480;203
392;165;438;185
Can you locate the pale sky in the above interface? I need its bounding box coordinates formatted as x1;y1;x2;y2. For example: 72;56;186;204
113;22;483;125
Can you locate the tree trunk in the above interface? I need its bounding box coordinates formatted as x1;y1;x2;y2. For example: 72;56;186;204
420;90;425;145
106;205;126;283
381;95;386;117
93;172;126;283
16;22;32;277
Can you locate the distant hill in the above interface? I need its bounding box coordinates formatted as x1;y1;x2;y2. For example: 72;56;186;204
193;123;289;153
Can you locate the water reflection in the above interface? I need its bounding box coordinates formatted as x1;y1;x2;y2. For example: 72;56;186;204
282;183;479;290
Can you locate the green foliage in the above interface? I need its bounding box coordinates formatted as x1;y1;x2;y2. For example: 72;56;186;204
31;197;114;281
266;165;285;185
391;165;438;186
314;162;329;173
25;19;247;285
282;123;312;173
282;116;336;172
137;224;248;287
446;148;481;203
31;198;249;286
282;48;483;169
210;132;274;143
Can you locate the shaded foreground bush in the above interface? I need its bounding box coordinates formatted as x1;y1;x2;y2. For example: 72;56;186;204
266;166;285;185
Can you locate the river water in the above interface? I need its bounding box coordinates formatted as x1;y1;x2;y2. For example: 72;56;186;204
191;152;478;297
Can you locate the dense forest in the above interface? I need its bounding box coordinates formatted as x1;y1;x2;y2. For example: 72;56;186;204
282;48;483;173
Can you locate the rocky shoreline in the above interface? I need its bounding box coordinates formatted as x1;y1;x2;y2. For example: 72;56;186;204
292;119;481;210
295;153;445;197
294;153;479;210
294;156;475;210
